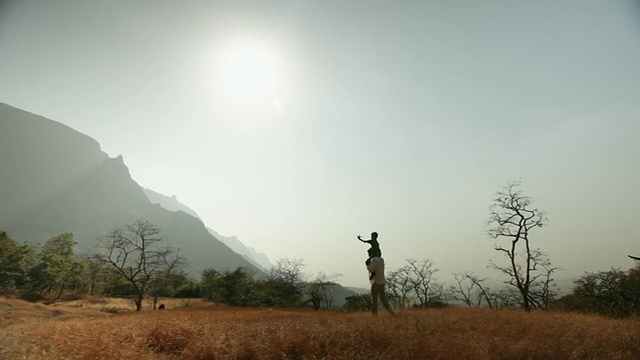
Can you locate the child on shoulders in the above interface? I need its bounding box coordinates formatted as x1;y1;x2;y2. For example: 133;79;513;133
358;231;382;258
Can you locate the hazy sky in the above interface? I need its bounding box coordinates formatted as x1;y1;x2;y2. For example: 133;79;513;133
1;0;639;289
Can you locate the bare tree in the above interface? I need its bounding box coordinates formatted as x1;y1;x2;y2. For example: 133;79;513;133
488;287;521;309
449;273;475;308
386;267;414;309
149;247;187;310
449;272;493;308
450;272;531;310
269;258;307;284
308;272;343;310
264;258;307;307
468;274;494;308
94;220;180;311
406;258;441;307
526;250;559;310
307;283;323;310
486;182;550;312
385;259;444;308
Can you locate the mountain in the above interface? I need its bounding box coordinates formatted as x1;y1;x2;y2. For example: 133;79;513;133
142;188;203;221
327;283;360;309
141;188;273;271
0;102;261;277
345;286;370;295
206;228;273;271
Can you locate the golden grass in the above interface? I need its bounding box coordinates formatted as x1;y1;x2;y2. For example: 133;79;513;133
51;296;209;312
0;298;109;327
1;303;640;359
0;297;208;327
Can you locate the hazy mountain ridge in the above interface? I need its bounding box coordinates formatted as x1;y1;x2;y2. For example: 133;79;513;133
141;187;273;271
0;102;261;277
143;188;202;220
206;228;273;271
325;283;359;309
345;286;370;295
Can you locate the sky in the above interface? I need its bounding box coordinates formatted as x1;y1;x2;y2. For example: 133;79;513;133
1;0;639;289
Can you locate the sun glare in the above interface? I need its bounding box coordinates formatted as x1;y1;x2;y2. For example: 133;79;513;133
222;44;278;106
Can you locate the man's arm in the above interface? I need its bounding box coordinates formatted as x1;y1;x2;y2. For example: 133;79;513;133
366;259;377;279
368;258;381;280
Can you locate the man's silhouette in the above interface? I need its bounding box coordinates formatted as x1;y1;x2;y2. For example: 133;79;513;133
366;248;394;316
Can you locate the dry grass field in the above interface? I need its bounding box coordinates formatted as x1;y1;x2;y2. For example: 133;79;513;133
1;297;640;359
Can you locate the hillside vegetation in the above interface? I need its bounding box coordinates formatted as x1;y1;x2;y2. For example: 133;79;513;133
1;298;639;359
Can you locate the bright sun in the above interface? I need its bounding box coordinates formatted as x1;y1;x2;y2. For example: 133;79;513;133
222;44;278;105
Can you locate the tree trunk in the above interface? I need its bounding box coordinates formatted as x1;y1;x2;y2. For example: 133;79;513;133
53;281;66;301
89;277;95;296
134;296;143;311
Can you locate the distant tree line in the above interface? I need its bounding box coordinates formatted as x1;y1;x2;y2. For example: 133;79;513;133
551;266;640;318
0;222;345;311
2;182;640;318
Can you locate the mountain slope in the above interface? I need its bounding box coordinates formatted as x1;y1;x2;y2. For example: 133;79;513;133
142;188;202;220
0;102;260;277
141;187;273;271
206;228;273;271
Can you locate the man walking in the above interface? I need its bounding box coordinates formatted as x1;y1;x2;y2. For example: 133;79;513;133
366;248;395;316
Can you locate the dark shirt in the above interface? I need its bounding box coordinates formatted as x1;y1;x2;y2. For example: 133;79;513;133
363;239;381;257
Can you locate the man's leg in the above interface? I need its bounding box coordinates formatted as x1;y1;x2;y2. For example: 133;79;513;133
379;285;395;315
371;284;380;315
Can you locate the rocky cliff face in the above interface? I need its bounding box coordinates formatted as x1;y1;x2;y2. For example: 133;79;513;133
0;102;260;277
